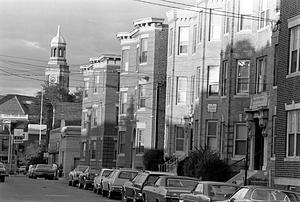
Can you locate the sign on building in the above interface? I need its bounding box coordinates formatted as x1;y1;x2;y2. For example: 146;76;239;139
13;129;24;144
207;104;217;113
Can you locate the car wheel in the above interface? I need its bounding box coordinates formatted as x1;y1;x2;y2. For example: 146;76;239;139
108;189;113;199
102;189;107;197
84;183;88;190
97;188;101;195
72;180;77;187
122;191;128;202
93;187;97;193
68;180;72;186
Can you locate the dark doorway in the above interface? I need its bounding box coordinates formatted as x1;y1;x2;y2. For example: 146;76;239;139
254;119;264;170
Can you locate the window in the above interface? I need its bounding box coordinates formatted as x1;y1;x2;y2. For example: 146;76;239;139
289;26;300;74
82;142;86;158
192;25;197;53
273;44;278;86
141;38;148;63
138;84;146;108
169;28;173;56
92;108;98;128
178;27;189;54
234;124;247;155
136;46;140;71
236;60;250;95
275;0;280;13
91;140;96;159
206;121;217;151
259;0;269;29
190;76;195;103
166;76;171;105
118;131;126;154
94;74;99;93
287;110;300;157
198;12;203;42
175;126;184;151
271;116;276;157
224;1;230;34
136;130;145;153
84;81;89;97
120;92;127;114
53;48;56;57
122;49;129;72
83;111;88;129
196;67;201;98
237;0;252;31
176;77;187;104
256;57;266;93
221;61;228;96
207;66;219;96
209;10;221;41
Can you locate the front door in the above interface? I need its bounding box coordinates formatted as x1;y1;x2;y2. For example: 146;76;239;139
254;119;264;170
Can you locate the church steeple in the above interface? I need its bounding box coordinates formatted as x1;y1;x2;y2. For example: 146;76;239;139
45;25;70;91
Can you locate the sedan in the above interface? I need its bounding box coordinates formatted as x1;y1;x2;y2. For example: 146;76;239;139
68;165;89;187
122;171;176;202
224;186;300;202
93;168;114;194
78;168;98;190
142;175;199;202
179;181;239;202
102;169;139;199
32;164;57;180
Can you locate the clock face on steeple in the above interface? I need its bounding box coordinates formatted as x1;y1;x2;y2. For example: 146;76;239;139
49;75;57;83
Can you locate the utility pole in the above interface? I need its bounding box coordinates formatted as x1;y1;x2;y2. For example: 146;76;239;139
39;87;44;145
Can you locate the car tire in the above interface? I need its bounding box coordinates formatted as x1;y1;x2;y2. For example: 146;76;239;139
108;189;113;199
102;189;107;197
72;180;76;187
84;183;88;190
68;181;72;186
93;187;97;193
97;188;101;195
122;191;128;202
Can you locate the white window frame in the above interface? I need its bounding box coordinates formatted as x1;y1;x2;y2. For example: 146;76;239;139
91;140;96;159
118;131;126;154
237;0;252;31
166;76;171;105
176;77;187;105
224;0;230;34
136;129;145;154
207;66;220;97
175;126;184;151
236;60;250;95
286;110;300;157
221;61;228;96
192;24;197;53
206;121;218;151
196;67;201;98
234;123;247;156
120;92;128;115
138;84;146;109
91;108;98;128
258;0;270;29
256;57;267;93
198;12;203;42
140;38;148;64
190;76;195;104
122;49;129;72
289;26;300;74
82;142;86;159
169;28;173;56
84;81;89;98
209;10;221;41
94;74;100;93
178;27;189;55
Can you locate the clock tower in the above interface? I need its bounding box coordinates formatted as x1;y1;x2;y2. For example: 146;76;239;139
45;25;70;91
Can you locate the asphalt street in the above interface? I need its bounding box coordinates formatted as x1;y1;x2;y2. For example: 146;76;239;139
0;175;119;202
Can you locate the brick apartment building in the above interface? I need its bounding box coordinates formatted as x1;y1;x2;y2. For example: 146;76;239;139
116;17;168;169
164;0;280;185
80;54;120;169
274;0;300;191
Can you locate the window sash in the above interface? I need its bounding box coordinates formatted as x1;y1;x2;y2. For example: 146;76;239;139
120;92;127;114
287;110;300;157
289;26;300;73
224;2;230;34
259;0;269;29
235;124;247;155
169;28;173;56
256;57;266;93
221;61;228;96
175;126;184;151
192;25;197;53
178;27;189;54
198;12;203;42
238;0;252;31
167;77;171;105
206;121;217;151
236;60;250;94
138;85;146;108
191;76;195;103
122;50;129;72
176;77;187;104
119;132;126;154
209;11;221;40
208;66;219;96
136;130;145;153
141;38;148;63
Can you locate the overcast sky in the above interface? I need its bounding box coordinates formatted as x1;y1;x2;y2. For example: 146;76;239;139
0;0;169;96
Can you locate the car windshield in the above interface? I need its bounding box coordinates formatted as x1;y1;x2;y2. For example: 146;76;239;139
76;166;88;171
36;164;53;169
102;170;113;177
118;171;138;180
166;179;198;188
208;185;239;197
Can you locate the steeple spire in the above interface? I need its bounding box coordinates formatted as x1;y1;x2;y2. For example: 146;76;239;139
57;25;61;37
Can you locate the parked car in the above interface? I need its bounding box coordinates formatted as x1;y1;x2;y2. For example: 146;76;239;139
0;162;6;182
27;165;36;178
32;164;57;180
78;168;98;190
122;171;176;202
222;186;300;202
102;168;139;199
93;168;114;194
142;175;199;202
179;181;239;202
68;165;89;187
17;165;27;174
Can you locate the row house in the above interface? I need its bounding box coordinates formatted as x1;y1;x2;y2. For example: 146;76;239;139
116;17;168;169
80;54;120;169
165;0;280;185
275;0;300;191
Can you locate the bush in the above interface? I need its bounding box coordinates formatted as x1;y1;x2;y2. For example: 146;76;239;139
177;147;232;182
143;149;164;171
